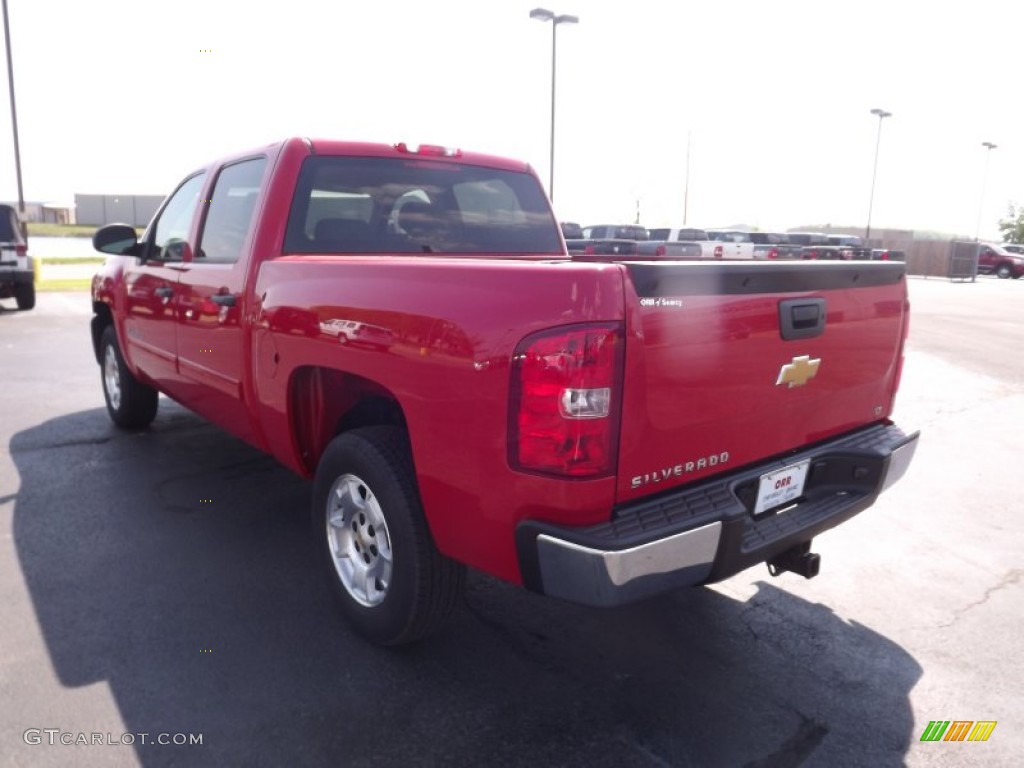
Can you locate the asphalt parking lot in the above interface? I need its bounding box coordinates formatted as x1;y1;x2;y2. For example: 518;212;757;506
1;276;1021;767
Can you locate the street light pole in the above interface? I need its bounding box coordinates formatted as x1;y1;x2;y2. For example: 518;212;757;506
529;7;578;203
683;129;691;225
973;141;998;284
864;107;892;246
974;141;998;242
2;0;26;238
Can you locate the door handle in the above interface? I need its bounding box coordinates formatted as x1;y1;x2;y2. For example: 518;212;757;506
211;294;236;307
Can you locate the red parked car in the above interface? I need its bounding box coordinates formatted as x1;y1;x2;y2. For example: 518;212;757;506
978;243;1024;279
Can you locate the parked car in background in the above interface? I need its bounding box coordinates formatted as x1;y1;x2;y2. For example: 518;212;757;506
1001;243;1024;255
977;243;1024;279
828;234;870;259
788;232;850;261
706;230;756;259
645;227;723;259
0;204;35;310
564;238;638;256
560;221;583;239
748;232;801;260
567;224;656;259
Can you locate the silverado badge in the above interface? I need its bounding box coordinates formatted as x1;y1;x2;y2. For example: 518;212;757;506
776;355;821;388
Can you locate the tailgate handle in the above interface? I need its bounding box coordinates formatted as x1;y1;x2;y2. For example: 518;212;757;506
779;298;826;340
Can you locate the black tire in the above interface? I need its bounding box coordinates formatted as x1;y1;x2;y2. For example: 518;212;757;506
14;282;35;310
99;325;159;429
312;426;465;646
996;263;1012;279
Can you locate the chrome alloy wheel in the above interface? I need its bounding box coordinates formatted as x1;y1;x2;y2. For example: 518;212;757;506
104;344;122;411
325;474;393;607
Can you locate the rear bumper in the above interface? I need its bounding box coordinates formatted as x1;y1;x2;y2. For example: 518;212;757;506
516;423;918;607
0;267;34;285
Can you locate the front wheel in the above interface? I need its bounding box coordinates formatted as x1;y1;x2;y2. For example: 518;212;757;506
100;325;158;429
996;263;1012;279
312;426;464;646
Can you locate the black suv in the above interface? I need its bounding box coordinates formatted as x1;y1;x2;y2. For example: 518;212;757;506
0;204;35;310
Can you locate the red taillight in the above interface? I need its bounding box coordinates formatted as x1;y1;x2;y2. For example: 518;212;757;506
714;245;723;259
768;248;778;260
655;245;666;257
510;324;622;478
15;244;27;256
881;251;890;261
584;245;596;255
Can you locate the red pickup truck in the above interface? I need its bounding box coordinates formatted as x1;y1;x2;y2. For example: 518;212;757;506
90;138;918;645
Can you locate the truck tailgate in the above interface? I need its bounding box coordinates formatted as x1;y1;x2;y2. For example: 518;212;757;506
617;261;908;503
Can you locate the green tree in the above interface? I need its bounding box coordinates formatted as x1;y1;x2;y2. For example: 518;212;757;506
997;203;1024;244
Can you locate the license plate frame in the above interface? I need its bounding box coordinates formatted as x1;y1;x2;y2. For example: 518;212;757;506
754;459;810;515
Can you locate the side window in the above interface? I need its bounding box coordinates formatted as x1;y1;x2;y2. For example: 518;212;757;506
151;174;206;261
197;157;267;264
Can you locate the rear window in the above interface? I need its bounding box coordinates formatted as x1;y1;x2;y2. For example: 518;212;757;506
583;225;646;240
787;233;829;246
749;232;787;244
647;228;709;241
677;228;709;241
283;156;561;255
709;230;751;243
0;205;23;244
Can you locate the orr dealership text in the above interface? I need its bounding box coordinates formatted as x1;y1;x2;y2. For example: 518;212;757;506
24;729;203;746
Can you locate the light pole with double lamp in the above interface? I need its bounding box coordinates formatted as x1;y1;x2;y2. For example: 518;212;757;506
864;108;892;246
529;7;578;203
974;141;998;241
973;141;998;282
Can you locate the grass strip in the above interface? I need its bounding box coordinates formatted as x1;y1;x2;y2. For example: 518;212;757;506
37;278;92;292
37;256;106;265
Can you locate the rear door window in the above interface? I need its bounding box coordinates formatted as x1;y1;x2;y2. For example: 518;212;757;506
197;157;267;264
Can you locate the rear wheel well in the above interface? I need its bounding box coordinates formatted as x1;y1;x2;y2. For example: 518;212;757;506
289;366;407;474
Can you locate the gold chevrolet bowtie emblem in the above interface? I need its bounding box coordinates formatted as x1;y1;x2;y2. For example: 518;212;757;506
776;355;821;388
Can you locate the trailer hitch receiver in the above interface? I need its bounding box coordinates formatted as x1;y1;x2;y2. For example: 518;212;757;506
767;541;820;579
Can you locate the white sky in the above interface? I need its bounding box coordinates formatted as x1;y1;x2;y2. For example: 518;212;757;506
1;0;1021;239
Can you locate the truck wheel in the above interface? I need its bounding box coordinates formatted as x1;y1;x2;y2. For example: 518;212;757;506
14;282;35;310
312;426;465;646
996;263;1012;279
100;325;159;429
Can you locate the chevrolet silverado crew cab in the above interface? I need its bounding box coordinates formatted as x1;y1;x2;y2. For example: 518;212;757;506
89;138;918;646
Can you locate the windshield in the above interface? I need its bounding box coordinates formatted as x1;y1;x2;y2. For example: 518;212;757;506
284;156;562;255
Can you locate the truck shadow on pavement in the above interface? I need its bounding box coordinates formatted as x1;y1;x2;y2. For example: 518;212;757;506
11;405;922;768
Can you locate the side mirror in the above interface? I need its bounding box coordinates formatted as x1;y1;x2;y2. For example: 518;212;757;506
162;238;192;263
93;224;140;256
